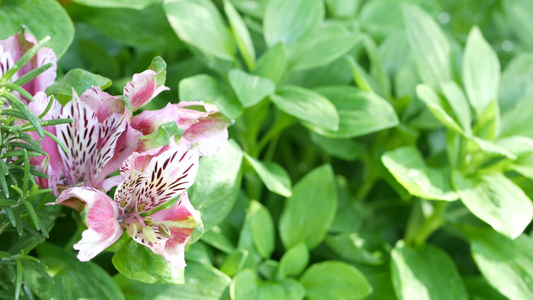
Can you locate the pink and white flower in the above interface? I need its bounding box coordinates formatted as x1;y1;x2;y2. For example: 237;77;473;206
52;144;201;268
0;30;56;100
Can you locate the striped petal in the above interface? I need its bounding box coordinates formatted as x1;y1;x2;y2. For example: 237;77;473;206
54;187;123;262
123;70;169;112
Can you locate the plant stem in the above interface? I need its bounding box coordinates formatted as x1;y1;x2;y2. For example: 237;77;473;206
404;200;448;247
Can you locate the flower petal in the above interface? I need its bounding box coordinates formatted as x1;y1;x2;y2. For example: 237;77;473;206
80;87;125;122
123;70;169;112
135;192;200;269
54;187;123;261
182;113;229;156
56;92;99;185
131;103;179;136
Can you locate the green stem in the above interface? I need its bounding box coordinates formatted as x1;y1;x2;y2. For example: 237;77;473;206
404;200;448;247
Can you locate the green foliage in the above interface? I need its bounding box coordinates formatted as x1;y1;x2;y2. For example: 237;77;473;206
2;0;533;299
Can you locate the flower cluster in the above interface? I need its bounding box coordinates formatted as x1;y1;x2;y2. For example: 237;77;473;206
2;30;229;269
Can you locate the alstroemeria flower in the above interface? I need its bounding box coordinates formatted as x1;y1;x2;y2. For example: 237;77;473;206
124;69;169;111
52;144;200;268
0;30;56;100
132;101;229;156
32;87;142;196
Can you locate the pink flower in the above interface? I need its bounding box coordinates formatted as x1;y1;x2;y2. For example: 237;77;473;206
32;88;142;196
124;69;169;111
0;30;56;100
52;144;201;268
132;101;229;156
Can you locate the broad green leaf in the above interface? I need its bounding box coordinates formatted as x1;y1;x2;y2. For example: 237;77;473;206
237;212;262;270
201;225;236;254
220;249;248;277
228;69;275;108
313;86;398;138
112;239;183;284
287;53;354;89
276;243;308;280
263;0;323;47
231;269;285;300
229;0;267;19
463;276;507;300
72;0;159;9
224;0;255;70
346;55;377;94
25;244;123;300
495;136;533;157
189;140;243;229
358;265;396;300
463;27;500;119
390;241;468;300
310;132;365;161
326;233;384;265
0;0;74;58
300;261;372;300
501;95;533;137
179;74;243;119
382;146;458;201
73;4;182;51
279;164;338;249
416;84;463;133
440;81;472;134
325;0;360;19
115;261;231;300
279;279;305;300
253;43;287;84
453;172;533;239
46;69;111;104
270;86;339;132
331;177;364;232
403;4;451;90
243;153;292;197
248;200;275;258
502;0;533;51
164;0;236;60
464;227;533;300
499;54;533;113
287;27;360;71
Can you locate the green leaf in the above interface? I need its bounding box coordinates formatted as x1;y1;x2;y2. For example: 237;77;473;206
453;172;533;239
263;0;323;47
279;279;305;300
416;84;463;133
440;81;472;134
179;74;243;119
403;4;451;90
501;95;533;137
464;227;533;300
46;69;112;105
270;85;339;132
112;239;183;284
382;146;458;201
0;0;74;58
276;243;308;280
220;249;248;277
287;27;360;71
253;43;287;84
201;226;236;254
115;261;231;300
73;5;181;51
390;241;468;300
499;53;533;113
224;0;255;70
463;276;507;300
164;0;236;60
27;244;124;300
243;153;292;197
325;0;360;19
300;261;372;300
231;269;285;300
313;86;398;138
279;164;337;249
248;200;275;258
72;0;159;9
189;140;243;229
228;69;275;108
310;132;365;161
326;233;384;265
463;27;500;119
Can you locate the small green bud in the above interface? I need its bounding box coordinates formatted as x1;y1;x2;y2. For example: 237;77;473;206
127;223;137;237
158;224;171;238
142;226;157;243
